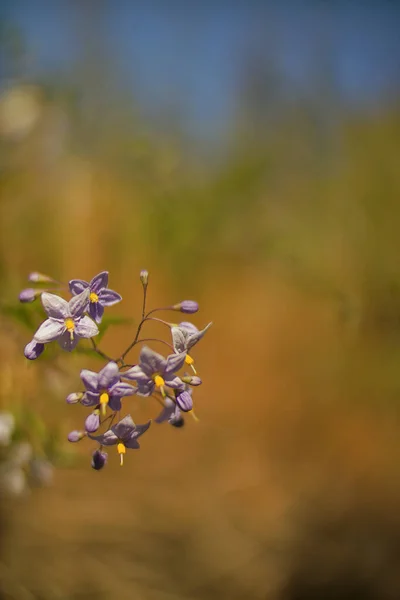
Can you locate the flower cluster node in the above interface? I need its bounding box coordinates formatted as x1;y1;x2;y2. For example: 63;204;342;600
20;270;212;471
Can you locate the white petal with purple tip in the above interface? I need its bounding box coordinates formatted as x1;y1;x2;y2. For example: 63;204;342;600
34;319;65;343
75;315;99;338
41;293;69;320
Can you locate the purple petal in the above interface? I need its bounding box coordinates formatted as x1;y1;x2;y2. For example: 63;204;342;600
75;315;99;339
187;322;213;350
129;420;151;440
108;396;122;411
179;321;199;335
89;301;104;324
91;449;107;470
41;293;69;320
136;381;154;397
69;279;89;296
111;415;136;441
165;376;185;389
58;330;79;352
124;438;140;449
99;288;122;307
88;429;118;446
171;327;187;354
33;318;65;343
165;351;187;375
139;346;167;376
110;382;137;399
81;391;100;406
154;398;176;424
80;369;99;392
98;362;120;389
69;288;90;319
121;365;151;385
90;271;109;293
175;390;193;412
85;413;100;433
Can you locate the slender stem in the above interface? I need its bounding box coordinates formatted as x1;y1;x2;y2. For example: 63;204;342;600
142;286;148;321
145;316;172;328
145;306;174;317
136;338;174;352
90;338;114;362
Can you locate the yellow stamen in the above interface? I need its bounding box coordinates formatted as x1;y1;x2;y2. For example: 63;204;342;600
154;375;165;388
117;442;126;466
90;292;99;303
65;318;75;341
188;410;199;422
185;355;194;366
100;392;109;415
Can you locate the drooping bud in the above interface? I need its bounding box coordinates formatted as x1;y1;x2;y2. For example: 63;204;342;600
19;288;40;303
140;269;149;287
24;340;45;360
66;392;84;404
172;301;199;314
180;375;202;386
175;390;193;412
67;430;86;443
169;414;185;428
84;411;100;433
91;449;108;471
28;272;55;283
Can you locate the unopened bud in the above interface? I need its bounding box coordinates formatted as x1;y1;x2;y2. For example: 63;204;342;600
172;301;199;314
67;430;85;443
170;415;185;428
85;412;100;433
24;340;45;360
19;288;40;303
66;392;83;404
181;376;202;386
91;449;108;471
28;272;54;283
175;390;193;412
140;269;149;287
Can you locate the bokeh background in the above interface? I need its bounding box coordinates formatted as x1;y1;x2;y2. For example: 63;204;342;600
1;1;400;598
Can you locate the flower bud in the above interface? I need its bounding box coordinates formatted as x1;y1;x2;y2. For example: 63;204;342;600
172;301;199;314
28;272;54;283
85;411;100;433
180;376;202;386
67;430;85;443
66;392;83;404
140;269;149;287
24;340;45;360
19;288;40;303
91;449;108;471
175;390;193;412
170;415;185;428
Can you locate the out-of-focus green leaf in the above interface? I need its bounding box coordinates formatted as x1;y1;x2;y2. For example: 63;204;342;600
1;304;36;330
96;315;134;342
74;346;105;361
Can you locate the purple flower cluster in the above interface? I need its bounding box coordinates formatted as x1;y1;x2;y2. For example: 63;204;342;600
20;269;212;471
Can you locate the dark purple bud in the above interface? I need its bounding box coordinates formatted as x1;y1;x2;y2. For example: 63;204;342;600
91;449;108;470
66;392;83;404
85;411;100;433
24;340;45;360
173;301;199;314
28;272;54;283
181;376;202;386
68;430;85;443
19;288;39;303
175;390;193;412
140;270;149;287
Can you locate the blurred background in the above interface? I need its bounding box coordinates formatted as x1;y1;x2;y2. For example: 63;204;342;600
1;1;400;598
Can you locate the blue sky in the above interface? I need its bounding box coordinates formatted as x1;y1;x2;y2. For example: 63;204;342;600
2;2;400;141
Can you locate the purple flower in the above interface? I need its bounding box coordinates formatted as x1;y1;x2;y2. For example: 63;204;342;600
19;288;40;303
122;346;187;397
79;361;137;414
171;321;212;372
33;289;98;352
154;397;184;427
68;430;86;442
89;415;151;466
91;449;107;470
69;271;122;324
24;339;45;360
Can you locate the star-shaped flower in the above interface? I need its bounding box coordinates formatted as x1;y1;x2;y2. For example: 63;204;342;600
154;397;184;427
122;346;186;397
89;415;151;465
33;289;98;352
79;361;137;414
69;271;122;324
171;321;212;373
